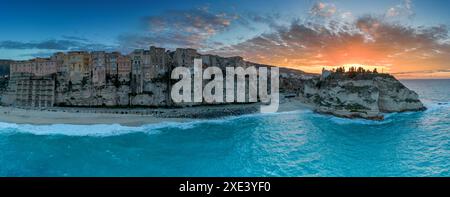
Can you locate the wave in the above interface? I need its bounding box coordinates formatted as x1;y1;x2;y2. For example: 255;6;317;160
330;100;450;125
1;101;445;136
305;112;390;125
0;122;156;137
424;101;450;113
0;121;217;137
4;102;442;136
329;116;393;125
0;109;312;137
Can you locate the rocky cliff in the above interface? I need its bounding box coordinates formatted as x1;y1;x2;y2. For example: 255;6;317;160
1;47;426;120
290;72;426;120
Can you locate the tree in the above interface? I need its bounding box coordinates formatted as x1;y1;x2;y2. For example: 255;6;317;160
373;68;378;74
336;67;345;73
349;66;356;73
357;67;363;73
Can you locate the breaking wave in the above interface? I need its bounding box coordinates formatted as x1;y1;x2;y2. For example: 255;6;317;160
1;101;446;137
0;109;311;137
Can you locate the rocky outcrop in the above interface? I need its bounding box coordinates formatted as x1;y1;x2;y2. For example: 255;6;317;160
293;73;426;120
374;76;426;113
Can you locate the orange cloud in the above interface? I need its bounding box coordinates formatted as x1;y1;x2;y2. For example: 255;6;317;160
210;16;450;79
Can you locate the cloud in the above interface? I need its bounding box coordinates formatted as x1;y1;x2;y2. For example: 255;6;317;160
393;68;450;75
3;1;448;78
392;68;450;79
118;33;207;50
119;8;287;51
385;0;414;18
0;40;79;50
237;11;285;30
310;2;337;18
119;7;237;49
20;51;56;58
61;35;91;42
0;39;116;51
307;1;355;27
208;15;450;75
144;7;233;35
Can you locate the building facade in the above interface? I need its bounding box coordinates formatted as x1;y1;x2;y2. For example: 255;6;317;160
15;75;55;107
106;52;120;77
91;51;106;86
1;46;249;108
117;55;131;81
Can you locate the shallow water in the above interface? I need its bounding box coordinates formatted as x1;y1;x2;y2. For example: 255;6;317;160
0;79;449;176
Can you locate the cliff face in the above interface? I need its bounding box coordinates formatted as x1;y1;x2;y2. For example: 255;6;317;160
53;76;174;107
1;46;426;120
2;50;260;108
294;73;426;120
374;76;426;113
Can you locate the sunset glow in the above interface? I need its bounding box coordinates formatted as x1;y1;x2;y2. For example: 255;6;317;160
0;0;449;79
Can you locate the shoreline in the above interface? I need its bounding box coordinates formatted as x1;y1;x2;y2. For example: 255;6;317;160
0;99;312;126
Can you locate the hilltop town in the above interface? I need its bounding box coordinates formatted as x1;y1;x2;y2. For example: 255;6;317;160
2;46;309;108
0;46;426;121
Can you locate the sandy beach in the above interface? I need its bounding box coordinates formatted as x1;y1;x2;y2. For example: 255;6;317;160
0;98;311;126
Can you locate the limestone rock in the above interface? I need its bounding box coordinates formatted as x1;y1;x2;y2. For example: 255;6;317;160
294;73;426;120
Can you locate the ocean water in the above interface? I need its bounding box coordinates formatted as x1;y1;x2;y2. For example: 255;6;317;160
0;79;449;177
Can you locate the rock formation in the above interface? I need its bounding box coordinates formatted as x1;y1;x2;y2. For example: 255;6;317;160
289;72;426;120
0;47;426;120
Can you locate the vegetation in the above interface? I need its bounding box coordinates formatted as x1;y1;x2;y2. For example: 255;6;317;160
333;66;378;74
325;66;392;80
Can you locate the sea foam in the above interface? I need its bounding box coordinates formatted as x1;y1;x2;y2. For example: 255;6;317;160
3;102;442;136
0;109;312;137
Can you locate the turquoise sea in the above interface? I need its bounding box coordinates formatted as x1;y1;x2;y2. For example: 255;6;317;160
0;79;449;177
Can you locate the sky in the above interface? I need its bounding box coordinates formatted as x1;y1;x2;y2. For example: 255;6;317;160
0;0;449;79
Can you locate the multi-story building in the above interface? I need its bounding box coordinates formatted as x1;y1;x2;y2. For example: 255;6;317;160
91;51;106;86
10;60;32;74
117;55;131;82
2;46;245;108
106;52;120;77
8;58;57;108
146;46;169;80
129;46;170;95
10;58;57;77
34;58;57;76
174;48;199;69
201;54;219;68
130;49;144;94
51;52;66;73
15;75;55;108
66;51;91;83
